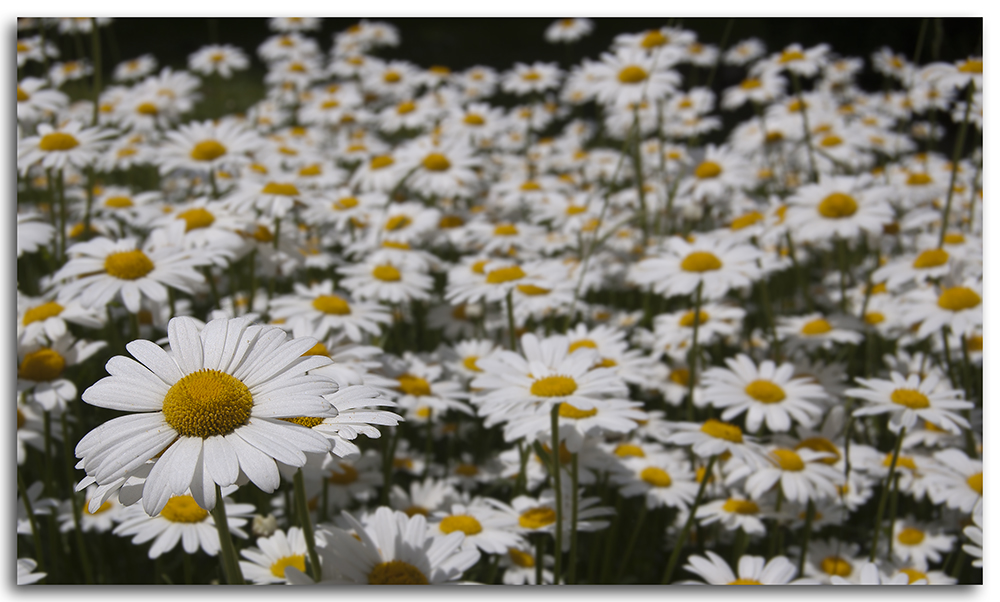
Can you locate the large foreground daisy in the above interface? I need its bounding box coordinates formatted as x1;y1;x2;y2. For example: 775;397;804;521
76;316;337;516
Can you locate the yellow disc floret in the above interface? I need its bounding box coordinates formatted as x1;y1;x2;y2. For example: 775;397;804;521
771;448;805;471
39;132;80;152
422;153;451;172
897;527;925;546
617;65;648;84
531;375;578;397
177;207;215;232
744;380;786;404
518;507;556;529
693;161;722;179
19;348;66;382
817;192;858;218
640;466;673;487
936;287;981;311
270;555;306;579
189;139;227;162
558;402;596;419
680;251;722;273
372;264;402;282
397;373;432;397
162;369;253;438
104;249;155;280
912;249;949;269
368;560;429;585
486;266;526;284
439;515;483;536
23;301;64;326
890;388;930;409
700;419;743;443
312;294;351;315
159;495;209;523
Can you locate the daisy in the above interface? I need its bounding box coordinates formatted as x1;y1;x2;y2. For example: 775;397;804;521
337;256;433;304
389;478;461;518
75;315;338;516
17;292;104;345
890;518;955;571
629;234;762;300
113;54;158;82
430;500;524;554
923;448;982;513
269;281;391;342
17;559;46;585
17;120;114;175
742;446;842;504
666;419;769;468
683;551;818;585
587;48;681;108
397;137;481;199
724;38;766;66
501;546;555;584
287;507;480;584
503;397;645;452
501;62;562;96
761;43;830;78
16;398;46;465
700;354;829;433
830;561;922;585
239;527;310;585
962;507;983;568
613;450;699;510
57;484;125;534
902;280;983;340
113;490;255;559
16;77;68;123
678;145;755;201
17;333;105;412
17;213;56;258
775;313;864;350
545;18;594;43
784;175;893;243
319;452;384;510
188;44;250;79
696;495;767;535
157;118;262;176
846;372;972;434
500;484;613;550
52;224;208;314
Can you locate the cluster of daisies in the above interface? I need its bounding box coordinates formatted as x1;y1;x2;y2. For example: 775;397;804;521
16;16;982;586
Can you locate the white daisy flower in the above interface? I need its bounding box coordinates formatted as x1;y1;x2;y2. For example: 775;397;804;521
742;446;842;504
17;333;105;412
188;44;250;79
545;18;594;43
847;372;972;434
75;316;337;516
17;120;114;175
629;234;762;300
683;551;818;584
17;558;46;585
829;561;922;585
430;500;524;554
239;527;310;584
923;448;982;513
269;280;391;342
890;518;955;571
696;495;766;535
157;118;262;176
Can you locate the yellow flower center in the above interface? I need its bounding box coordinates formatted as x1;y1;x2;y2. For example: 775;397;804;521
728;578;762;585
819;134;843;147
521;71;541;81
680;251;722;273
693;160;723;179
641;31;668;48
531;375;578;397
396;100;416;114
817;192;859;218
669;368;690;386
177;207;215;232
966;335;983;352
189;140;227;162
617;65;648;84
397;373;432;397
771;448;805;471
136;102;158;116
422;153;451;172
493;223;519;236
516;284;550;296
368;560;429;585
334;196;359;210
372;264;401;282
270;554;306;579
439;515;482;536
39;132;80;152
821;556;852;577
740;78;762;90
779;49;806;63
897;527;925;546
800;318;833;335
84;500;113;515
486;266;526;284
23;301;64;326
899;568;928;584
614;444;645;458
568;339;598;353
520;180;541;191
382;71;402;83
890;388;930;410
744;380;786;404
404;505;428;517
731;211;763;230
312;294;351;315
558;402;596;419
700;419;744;443
162;369;253;438
462;356;481;372
104;196;134;208
937;287;981;311
104;249;155;280
640;466;673;487
518;507;556;529
16;85;30;101
454;463;478;476
508;548;535;568
384;215;412;231
281;416;326;428
678;310;709;328
328;463;359;485
19;348;66;382
958;59;983;74
261;182;300;196
722;498;760;515
463;113;485;126
883;454;917;471
370;155;395;170
159;495;209;523
912;249;949;269
865;312;885;325
967;472;983;495
795;437;840;465
439;215;464;229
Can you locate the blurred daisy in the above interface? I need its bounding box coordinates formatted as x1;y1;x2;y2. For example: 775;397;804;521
188;44;250;79
17;559;46;585
545;18;594;43
890;518;955;571
847;372;972;434
269;280;391;342
239;527;310;585
17;120;113;175
683;551;818;584
629;234;762;300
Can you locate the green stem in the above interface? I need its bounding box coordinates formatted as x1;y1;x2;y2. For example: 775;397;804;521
210;485;246;585
938;82;974;246
790;71;819;183
505;290;518;351
568;452;579;584
42;410;54;496
550;404;563;583
797;499;815;577
293;469;323;582
869;427;905;562
62;413;93;584
616;501;647;582
661;454;716;584
685;281;704;422
535;533;545;585
90;18;102;126
18;469;46;577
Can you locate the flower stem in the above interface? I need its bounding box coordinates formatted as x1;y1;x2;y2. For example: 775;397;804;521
61;413;93;584
210;485;246;585
550;404;563;583
568;452;579;584
505;290;518;351
661;454;716;584
938;81;975;247
790;71;819;184
685;281;704;422
869;426;905;562
293;468;323;583
616;501;647;582
797;499;816;577
17;469;46;577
